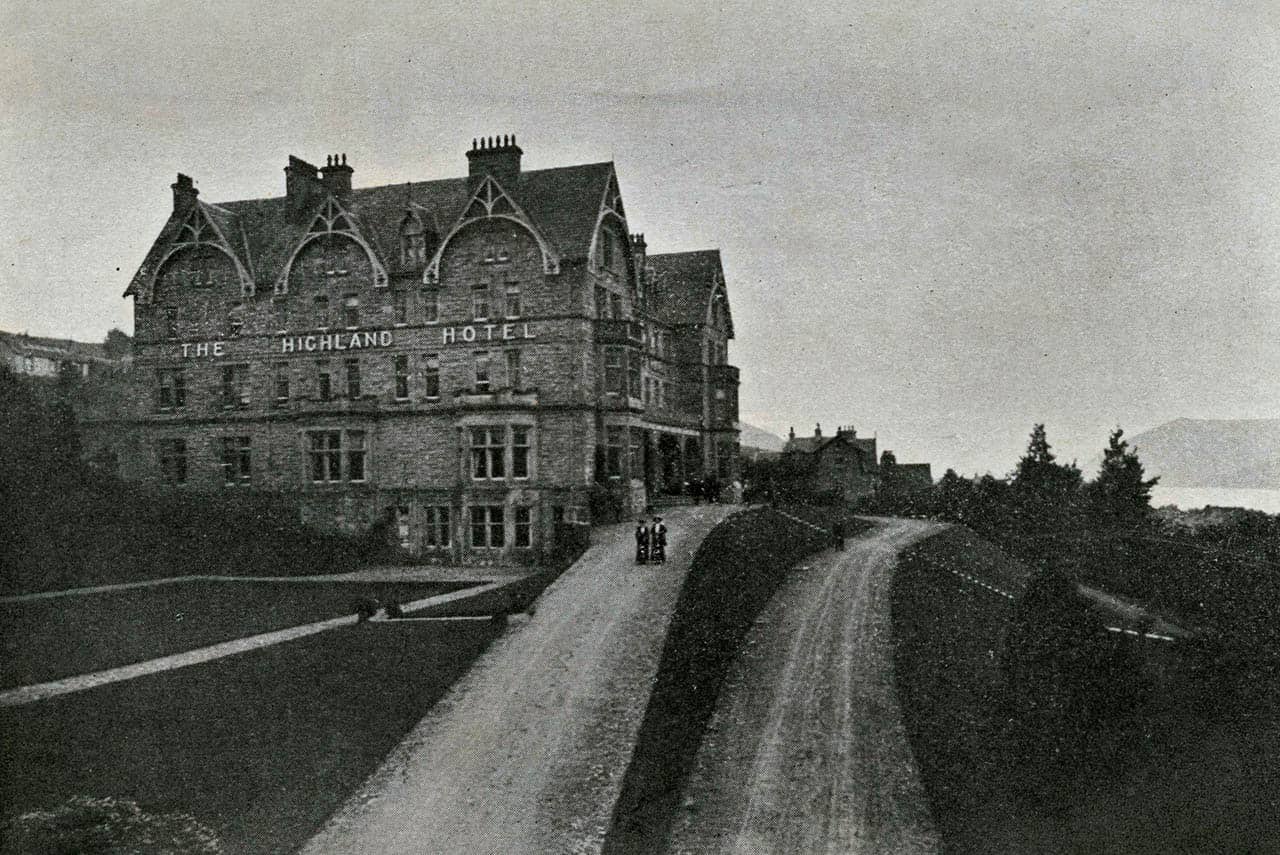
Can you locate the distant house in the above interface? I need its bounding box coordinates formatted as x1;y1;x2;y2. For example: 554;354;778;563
0;331;128;379
781;423;879;501
879;450;933;492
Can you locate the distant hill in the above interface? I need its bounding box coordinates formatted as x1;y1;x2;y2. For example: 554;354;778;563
1130;418;1280;489
737;422;786;452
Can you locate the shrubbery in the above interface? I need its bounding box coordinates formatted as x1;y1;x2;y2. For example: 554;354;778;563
862;423;1280;664
0;368;370;594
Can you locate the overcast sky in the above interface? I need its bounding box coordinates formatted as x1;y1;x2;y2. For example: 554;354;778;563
2;0;1277;477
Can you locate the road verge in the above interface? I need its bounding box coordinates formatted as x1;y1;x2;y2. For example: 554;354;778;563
603;506;863;855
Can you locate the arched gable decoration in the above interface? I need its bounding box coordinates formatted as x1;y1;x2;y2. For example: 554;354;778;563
148;203;255;300
275;195;389;294
423;174;560;284
586;168;632;276
705;275;735;338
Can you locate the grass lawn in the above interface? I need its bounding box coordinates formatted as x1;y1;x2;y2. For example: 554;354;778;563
892;527;1280;855
411;568;560;618
1;580;476;689
0;620;501;855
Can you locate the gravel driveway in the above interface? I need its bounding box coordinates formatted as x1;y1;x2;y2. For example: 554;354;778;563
668;517;945;855
301;504;734;855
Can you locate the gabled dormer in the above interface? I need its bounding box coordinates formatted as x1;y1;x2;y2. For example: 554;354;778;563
274;194;389;294
126;175;255;302
424;169;561;284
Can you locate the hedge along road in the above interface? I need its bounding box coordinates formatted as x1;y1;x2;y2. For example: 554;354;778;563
668;517;945;855
301;504;735;855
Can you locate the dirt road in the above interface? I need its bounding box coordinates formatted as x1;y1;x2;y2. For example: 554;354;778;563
301;504;734;855
668;517;944;855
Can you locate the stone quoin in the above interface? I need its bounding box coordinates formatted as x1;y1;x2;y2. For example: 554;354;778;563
81;136;740;562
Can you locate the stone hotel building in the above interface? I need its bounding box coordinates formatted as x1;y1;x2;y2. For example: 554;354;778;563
83;137;739;560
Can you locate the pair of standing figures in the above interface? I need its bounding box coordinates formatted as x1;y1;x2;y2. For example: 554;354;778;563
634;518;667;565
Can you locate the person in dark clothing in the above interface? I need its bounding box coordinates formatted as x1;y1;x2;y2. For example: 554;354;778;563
354;596;380;623
650;516;668;564
635;519;650;565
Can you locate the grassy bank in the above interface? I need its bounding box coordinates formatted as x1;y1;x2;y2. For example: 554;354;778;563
0;621;501;855
603;505;868;855
892;527;1280;854
0;580;474;689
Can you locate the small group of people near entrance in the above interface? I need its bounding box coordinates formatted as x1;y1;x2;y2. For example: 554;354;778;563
634;516;668;565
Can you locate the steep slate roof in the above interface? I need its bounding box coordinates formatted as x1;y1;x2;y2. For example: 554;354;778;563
126;159;616;297
647;250;733;333
0;331;115;363
783;433;878;460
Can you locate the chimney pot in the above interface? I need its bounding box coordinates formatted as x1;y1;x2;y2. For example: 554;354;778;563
320;151;354;196
466;133;523;184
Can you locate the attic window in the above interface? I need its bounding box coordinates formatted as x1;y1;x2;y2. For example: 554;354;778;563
401;219;426;266
600;230;615;270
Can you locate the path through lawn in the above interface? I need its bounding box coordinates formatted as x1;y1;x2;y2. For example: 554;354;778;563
0;579;476;688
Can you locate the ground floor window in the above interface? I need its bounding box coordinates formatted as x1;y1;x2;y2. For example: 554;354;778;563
221;436;251;485
514;506;533;548
396;505;411;548
425;505;451;548
158;438;187;484
470;505;505;548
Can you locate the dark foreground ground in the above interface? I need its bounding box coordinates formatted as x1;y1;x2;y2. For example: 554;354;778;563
892;526;1280;855
0;621;501;855
0;580;474;688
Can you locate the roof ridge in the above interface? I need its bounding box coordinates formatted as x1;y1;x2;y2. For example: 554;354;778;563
211;161;614;208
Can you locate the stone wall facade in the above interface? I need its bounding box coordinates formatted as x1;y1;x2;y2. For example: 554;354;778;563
83;139;740;562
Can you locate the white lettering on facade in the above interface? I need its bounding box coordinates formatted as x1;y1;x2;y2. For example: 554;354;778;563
439;323;537;344
181;343;192;357
277;331;395;354
195;343;209;357
212;342;225;357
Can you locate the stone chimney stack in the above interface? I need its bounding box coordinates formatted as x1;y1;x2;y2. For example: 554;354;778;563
320;153;353;197
171;173;198;213
815;423;822;438
466;135;523;186
788;426;795;441
631;233;647;286
284;155;322;214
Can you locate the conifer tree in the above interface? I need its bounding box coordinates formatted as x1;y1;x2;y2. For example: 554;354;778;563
1010;424;1083;544
1087;427;1158;529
